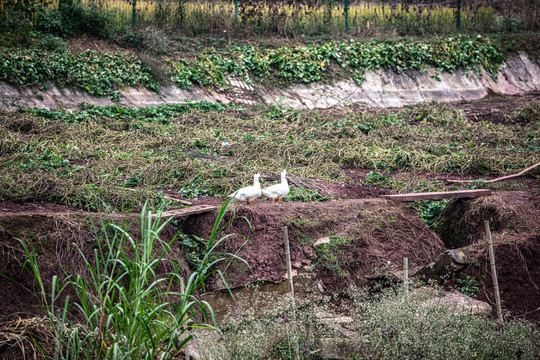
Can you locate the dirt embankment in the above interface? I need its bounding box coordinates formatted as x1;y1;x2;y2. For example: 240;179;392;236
1;54;539;111
182;198;445;291
439;191;540;323
0;203;190;320
1;187;539;325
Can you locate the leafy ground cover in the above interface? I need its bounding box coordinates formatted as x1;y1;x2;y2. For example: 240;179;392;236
0;35;503;98
169;35;503;89
0;48;158;100
0;101;537;213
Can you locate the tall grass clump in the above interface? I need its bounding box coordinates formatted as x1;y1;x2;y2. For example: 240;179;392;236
349;287;540;359
196;288;336;360
189;284;539;359
18;198;248;359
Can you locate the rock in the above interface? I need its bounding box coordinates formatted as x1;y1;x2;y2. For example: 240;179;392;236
313;237;330;247
303;245;317;259
318;338;359;360
423;291;493;316
303;264;314;271
413;248;470;282
315;308;354;326
260;54;540;110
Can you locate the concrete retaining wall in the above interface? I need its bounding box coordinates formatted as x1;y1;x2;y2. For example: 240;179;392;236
1;53;538;111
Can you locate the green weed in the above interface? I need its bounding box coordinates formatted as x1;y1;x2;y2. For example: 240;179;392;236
0;49;158;100
457;276;480;297
169;35;502;89
316;236;353;278
18;198;248;359
284;186;329;203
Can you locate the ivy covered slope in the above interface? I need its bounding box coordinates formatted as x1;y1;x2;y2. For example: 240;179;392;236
170;35;504;89
0;49;158;101
0;35;503;99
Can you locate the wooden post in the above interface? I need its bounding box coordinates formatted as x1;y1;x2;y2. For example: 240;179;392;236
345;0;349;33
485;220;503;325
403;257;409;296
282;226;299;360
456;0;461;30
181;279;190;360
282;226;295;296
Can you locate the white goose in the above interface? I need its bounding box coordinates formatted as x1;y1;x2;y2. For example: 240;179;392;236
228;173;261;204
262;169;289;203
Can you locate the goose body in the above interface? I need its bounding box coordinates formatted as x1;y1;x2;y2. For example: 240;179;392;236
262;170;289;202
228;173;261;204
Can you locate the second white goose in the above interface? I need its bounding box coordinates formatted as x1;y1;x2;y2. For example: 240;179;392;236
262;169;289;203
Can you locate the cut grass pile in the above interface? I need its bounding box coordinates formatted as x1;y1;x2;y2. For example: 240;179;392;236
1;101;537;212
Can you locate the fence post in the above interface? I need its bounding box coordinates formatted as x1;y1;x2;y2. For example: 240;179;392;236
485;221;503;326
132;0;136;28
456;0;461;30
235;0;238;23
345;0;349;33
403;257;409;296
282;226;299;360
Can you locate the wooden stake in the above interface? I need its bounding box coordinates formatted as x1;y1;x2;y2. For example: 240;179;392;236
282;226;295;296
403;257;409;296
485;220;504;325
181;279;190;360
282;226;299;360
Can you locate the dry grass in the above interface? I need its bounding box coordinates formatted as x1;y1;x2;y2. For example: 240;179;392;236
0;317;56;360
85;0;508;35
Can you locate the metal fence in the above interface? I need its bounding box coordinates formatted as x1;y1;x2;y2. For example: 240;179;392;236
1;0;538;35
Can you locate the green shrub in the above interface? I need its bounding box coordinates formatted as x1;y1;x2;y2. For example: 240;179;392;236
364;171;393;188
0;49;158;100
0;5;32;46
38;34;67;52
350;287;540;359
35;0;115;39
169;35;503;90
412;199;450;229
19;199;248;359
